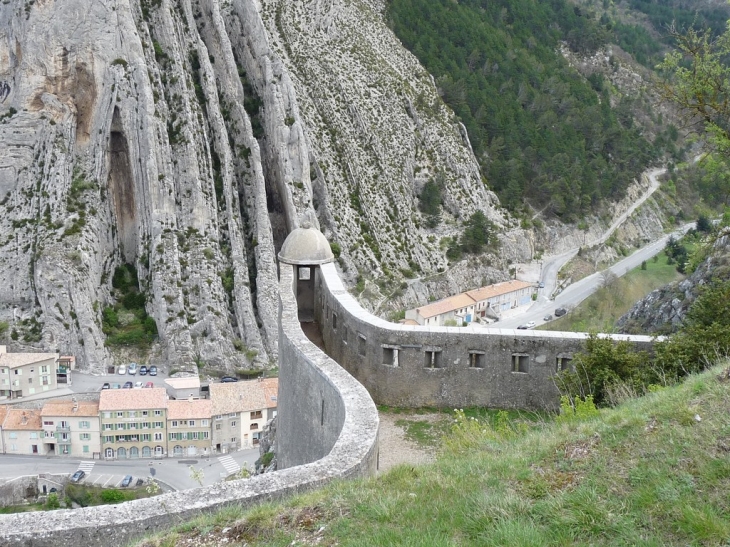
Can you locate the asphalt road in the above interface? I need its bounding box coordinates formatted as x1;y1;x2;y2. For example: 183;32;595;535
0;449;260;491
497;222;695;330
70;369;172;394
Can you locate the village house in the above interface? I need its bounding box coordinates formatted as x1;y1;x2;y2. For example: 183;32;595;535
166;398;212;457
210;378;278;453
99;388;168;460
1;408;46;455
406;280;536;326
0;346;59;400
40;400;101;458
163;376;200;400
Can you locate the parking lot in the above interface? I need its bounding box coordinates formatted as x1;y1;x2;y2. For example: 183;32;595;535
70;367;172;394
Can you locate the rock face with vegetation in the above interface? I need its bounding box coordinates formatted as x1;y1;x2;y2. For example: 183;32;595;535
617;235;730;334
0;0;524;371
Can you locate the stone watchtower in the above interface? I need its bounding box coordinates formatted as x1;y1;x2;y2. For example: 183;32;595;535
277;222;334;323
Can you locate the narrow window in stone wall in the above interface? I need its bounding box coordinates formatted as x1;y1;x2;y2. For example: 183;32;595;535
358;334;367;356
512;354;529;373
424;349;443;368
469;351;485;368
298;267;311;280
343;325;348;345
556;355;573;372
332;312;337;331
382;345;399;367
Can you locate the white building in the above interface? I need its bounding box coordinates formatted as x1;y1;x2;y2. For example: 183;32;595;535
0;346;59;400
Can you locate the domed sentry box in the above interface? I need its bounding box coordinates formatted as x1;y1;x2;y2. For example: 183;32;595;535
278;223;334;322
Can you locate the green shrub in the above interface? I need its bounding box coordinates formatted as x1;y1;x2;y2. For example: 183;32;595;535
100;489;127;503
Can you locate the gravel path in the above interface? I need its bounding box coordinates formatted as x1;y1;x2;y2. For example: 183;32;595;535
376;412;442;474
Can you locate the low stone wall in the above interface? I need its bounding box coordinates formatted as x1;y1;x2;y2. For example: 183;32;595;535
0;265;379;547
316;262;655;410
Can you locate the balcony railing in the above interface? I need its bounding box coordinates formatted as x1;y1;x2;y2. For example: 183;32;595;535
56;425;71;432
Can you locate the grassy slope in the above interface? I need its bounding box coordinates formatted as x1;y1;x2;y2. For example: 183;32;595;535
541;251;684;332
138;363;730;547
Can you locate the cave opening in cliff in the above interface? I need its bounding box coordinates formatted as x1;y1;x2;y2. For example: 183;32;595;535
108;107;138;263
264;172;288;254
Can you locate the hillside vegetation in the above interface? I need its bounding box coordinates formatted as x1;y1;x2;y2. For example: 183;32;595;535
138;363;730;546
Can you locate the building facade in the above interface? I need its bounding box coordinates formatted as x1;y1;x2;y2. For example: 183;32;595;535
1;409;46;455
166;399;212;457
0;347;59;400
98;388;168;460
40;400;100;458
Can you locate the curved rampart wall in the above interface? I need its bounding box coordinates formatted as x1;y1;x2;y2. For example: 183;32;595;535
316;262;655;410
0;264;379;547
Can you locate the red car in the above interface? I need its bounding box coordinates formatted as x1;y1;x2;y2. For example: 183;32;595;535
144;381;154;388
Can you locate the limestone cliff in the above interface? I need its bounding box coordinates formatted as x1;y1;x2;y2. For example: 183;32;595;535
0;0;525;371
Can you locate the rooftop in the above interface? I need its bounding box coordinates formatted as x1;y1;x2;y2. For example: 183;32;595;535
167;399;212;420
99;388;168;411
0;352;58;369
210;378;279;415
465;279;534;301
416;293;476;319
278;224;334;265
41;400;99;417
3;409;42;430
164;377;201;390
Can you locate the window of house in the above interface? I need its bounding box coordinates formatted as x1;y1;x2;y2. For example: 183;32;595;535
41;365;48;373
142;411;148;416
10;444;17;451
216;424;221;430
424;348;443;369
203;431;209;439
231;437;237;443
154;410;162;416
79;421;90;429
250;423;259;430
250;411;262;420
154;433;162;441
168;433;175;441
43;421;54;426
9;433;17;439
189;420;195;426
382;345;399;367
42;376;49;385
104;436;114;444
129;411;136;418
512;354;530;373
30;432;38;439
28;377;32;384
80;433;90;441
83;445;89;453
117;412;123;418
14;369;19;375
153;422;163;428
171;420;178;428
556;355;573;372
469;351;485;369
202;420;209;426
231;421;237;427
104;424;112;430
103;412;111;419
358;334;367;356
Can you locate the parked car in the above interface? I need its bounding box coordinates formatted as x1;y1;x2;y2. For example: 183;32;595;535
102;382;111;390
525;321;536;328
148;366;158;376
144;381;154;388
517;324;529;330
543;314;553;321
123;381;133;389
111;383;121;389
134;381;143;388
538;282;545;288
70;470;85;483
128;363;138;375
121;475;133;487
555;307;567;317
220;376;239;383
117;364;126;375
139;365;148;376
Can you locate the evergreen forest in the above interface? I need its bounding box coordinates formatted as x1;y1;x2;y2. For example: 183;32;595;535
388;0;727;220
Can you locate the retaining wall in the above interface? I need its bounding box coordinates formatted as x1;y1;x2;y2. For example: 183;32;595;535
316;262;655;410
0;264;379;546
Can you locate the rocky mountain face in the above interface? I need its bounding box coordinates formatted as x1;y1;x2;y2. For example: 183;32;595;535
617;235;730;334
0;0;529;371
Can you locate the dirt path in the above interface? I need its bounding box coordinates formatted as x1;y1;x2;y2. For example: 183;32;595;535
376;412;442;474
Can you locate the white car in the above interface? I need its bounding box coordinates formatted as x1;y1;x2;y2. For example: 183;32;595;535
134;381;143;389
117;364;126;375
128;362;138;375
525;321;536;328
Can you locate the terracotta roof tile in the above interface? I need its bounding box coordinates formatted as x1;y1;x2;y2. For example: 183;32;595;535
465;280;534;302
416;293;476;319
99;388;168;411
0;352;57;368
211;378;279;415
3;408;42;430
41;400;99;417
167;399;212;420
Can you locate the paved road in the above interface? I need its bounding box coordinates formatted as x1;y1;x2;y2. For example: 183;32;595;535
0;449;260;491
498;222;695;329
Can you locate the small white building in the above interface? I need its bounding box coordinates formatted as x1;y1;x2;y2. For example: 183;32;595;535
40;400;101;458
0;346;59;400
164;376;201;400
406;280;536;326
1;408;46;455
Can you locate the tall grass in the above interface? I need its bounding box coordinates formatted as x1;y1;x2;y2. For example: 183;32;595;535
138;362;730;547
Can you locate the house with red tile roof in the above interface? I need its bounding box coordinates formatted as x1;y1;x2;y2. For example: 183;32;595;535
166;398;212;457
40;400;100;458
0;346;59;400
2;408;46;455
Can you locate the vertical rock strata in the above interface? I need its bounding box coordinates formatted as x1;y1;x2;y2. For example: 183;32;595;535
0;0;518;370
